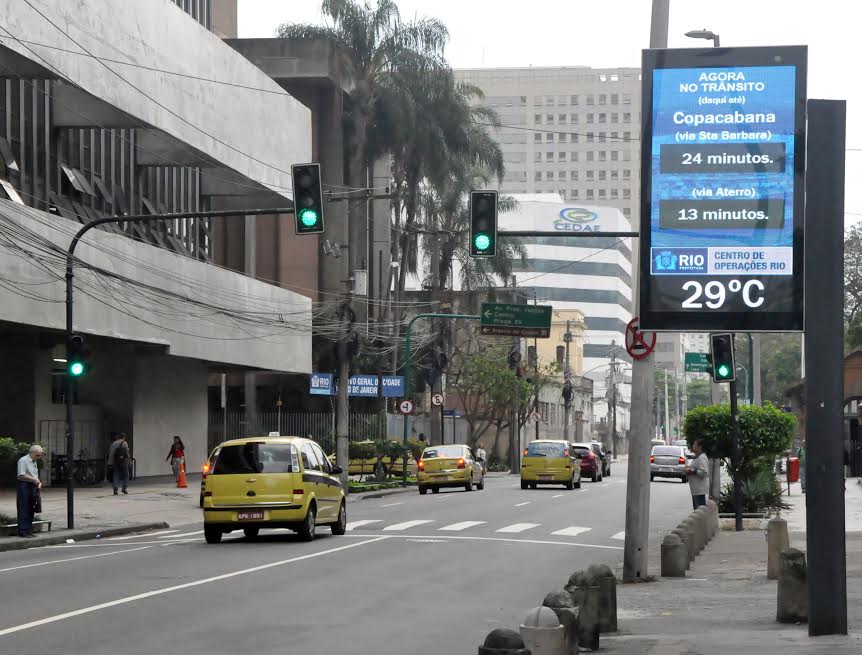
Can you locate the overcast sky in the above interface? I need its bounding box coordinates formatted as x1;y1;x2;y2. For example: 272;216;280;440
238;0;861;222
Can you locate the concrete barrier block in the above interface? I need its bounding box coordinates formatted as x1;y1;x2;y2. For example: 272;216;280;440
576;586;601;651
564;570;588;607
520;606;566;655
695;506;710;552
661;533;688;577
479;628;531;655
706;499;719;537
776;548;808;624
680;518;697;561
543;591;579;655
671;528;692;569
767;518;790;580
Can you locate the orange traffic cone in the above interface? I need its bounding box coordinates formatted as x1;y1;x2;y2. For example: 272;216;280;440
177;461;188;488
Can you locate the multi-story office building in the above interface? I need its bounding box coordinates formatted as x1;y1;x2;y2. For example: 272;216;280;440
454;66;641;222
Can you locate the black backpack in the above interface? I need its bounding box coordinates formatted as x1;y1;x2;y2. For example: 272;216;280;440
114;443;129;467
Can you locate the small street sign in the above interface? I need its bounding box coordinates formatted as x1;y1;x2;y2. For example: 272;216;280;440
624;317;657;361
431;393;444;406
684;352;711;373
531;411;543;422
480;303;552;338
399;399;414;415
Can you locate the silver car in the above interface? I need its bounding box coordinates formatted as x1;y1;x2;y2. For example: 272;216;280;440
650;445;688;483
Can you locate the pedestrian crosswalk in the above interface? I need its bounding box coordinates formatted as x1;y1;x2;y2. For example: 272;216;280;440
337;518;622;542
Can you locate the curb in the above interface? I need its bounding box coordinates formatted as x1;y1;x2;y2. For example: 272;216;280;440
0;521;170;552
347;486;415;502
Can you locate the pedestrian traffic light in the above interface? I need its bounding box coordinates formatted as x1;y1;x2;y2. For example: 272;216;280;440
469;190;497;257
709;333;736;383
291;163;325;234
67;334;88;378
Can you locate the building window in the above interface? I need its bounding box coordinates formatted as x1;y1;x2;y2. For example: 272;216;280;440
571;152;579;162
599;151;607;162
599;133;607;143
611;113;619;123
587;113;595;124
534;172;542;181
586;133;594;143
546;133;554;143
599;94;607;104
534;114;542;124
559;190;567;200
599;189;607;199
598;170;607;181
546;152;554;161
572;134;579;143
534;152;542;162
611;169;619;180
558;152;567;161
623;207;632;218
611;189;619;199
623;94;632;104
623;131;632;141
599;74;608;82
623;169;632;180
520;96;527;105
558;114;567;124
623;150;632;161
571;114;580;124
558;171;567;180
611;151;619;161
558;132;567;141
571;189;579;199
546;114;554;124
586;95;595;105
558;95;568;106
611;93;619;104
546;95;555;106
546;172;553;181
535;96;544;106
611;131;619;139
556;346;565;366
571;95;579;105
586;170;595;180
587;151;595;162
623;113;632;123
587;189;595;199
599;113;607;123
534;133;542;143
623;188;632;198
571;170;579;181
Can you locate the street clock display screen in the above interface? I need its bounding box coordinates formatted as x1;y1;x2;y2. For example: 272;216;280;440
639;46;807;331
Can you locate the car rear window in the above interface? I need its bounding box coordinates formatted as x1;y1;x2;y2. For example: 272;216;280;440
421;446;464;459
212;443;296;474
573;446;592;457
652;446;682;457
526;442;567;457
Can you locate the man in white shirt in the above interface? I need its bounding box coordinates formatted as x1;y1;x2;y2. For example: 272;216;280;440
16;445;43;538
684;439;709;510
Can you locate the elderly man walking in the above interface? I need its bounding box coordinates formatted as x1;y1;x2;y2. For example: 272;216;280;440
16;445;43;538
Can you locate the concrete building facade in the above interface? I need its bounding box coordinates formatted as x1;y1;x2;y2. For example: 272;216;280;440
0;0;313;482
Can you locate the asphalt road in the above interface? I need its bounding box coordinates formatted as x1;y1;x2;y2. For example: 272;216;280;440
0;467;693;655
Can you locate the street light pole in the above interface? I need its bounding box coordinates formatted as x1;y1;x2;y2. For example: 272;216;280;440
63;207;293;529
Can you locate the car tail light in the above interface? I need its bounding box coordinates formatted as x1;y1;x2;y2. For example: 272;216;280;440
418;460;425;471
679;456;686;464
563;449;570;457
202;463;210;477
523;449;529;456
457;458;466;469
650;455;655;463
204;491;212;497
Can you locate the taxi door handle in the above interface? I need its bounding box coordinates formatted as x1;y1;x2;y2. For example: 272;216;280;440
246;478;257;483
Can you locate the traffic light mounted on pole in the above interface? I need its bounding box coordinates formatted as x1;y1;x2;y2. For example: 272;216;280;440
291;163;325;234
67;334;88;378
709;333;736;383
469;190;498;257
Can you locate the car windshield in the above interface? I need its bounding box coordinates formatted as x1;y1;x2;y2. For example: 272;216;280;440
652;446;682;457
421;446;464;459
212;443;295;474
526;442;567;457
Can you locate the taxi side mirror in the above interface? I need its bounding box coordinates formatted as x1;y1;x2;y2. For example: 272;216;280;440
331;465;343;475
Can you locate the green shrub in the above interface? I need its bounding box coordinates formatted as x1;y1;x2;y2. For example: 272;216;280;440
719;469;790;514
486;453;509;472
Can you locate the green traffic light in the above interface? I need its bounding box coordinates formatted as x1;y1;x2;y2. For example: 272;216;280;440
299;208;319;227
717;364;730;378
68;361;85;377
474;233;491;251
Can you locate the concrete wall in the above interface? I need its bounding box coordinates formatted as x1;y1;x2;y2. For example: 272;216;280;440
0;199;312;374
1;0;309;198
133;354;208;478
0;334;36;439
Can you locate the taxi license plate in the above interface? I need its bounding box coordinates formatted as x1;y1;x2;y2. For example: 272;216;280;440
539;474;552;481
237;511;264;521
660;467;672;472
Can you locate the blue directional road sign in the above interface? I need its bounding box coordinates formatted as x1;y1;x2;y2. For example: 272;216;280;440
347;375;379;397
381;376;406;398
309;373;335;396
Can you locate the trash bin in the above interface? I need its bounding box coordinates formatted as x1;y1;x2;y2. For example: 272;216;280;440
786;456;800;483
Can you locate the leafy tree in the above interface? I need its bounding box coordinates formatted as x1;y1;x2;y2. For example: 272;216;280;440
685;378;713;409
734;334;802;405
683;402;795;480
844;223;862;324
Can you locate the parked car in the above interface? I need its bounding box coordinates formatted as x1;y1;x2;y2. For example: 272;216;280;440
572;442;603;482
590;442;612;477
650;445;688;483
417;444;485;494
202;436;346;544
520;440;581;490
651;438;667;447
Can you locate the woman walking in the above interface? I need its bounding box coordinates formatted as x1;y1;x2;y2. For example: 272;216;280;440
166;436;186;482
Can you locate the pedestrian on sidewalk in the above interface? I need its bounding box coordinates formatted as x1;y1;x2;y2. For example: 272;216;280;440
15;445;43;538
109;433;131;495
797;438;806;493
684;438;709;510
166;435;186;482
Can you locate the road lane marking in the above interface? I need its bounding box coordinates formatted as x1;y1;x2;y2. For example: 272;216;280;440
551;527;591;538
514;502;531;507
343;533;623;550
496;523;540;534
380;502;403;508
552;494;566;498
601;483;610;487
0;536;389;637
439;521;485;532
611;531;626;541
383;520;434;531
108;530;178;540
158;530;203;539
0;547;152;574
346;520;382;531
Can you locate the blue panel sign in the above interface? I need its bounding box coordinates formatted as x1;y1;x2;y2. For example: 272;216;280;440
381;376;406;398
347;375;379;397
310;373;335;396
640;46;806;332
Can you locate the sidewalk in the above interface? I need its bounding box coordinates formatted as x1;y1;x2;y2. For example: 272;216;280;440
604;479;862;654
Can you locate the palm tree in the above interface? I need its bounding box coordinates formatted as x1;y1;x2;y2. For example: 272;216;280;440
278;1;449;267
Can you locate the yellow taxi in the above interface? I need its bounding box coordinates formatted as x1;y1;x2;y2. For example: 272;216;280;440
202;436;345;544
520;440;582;490
417;444;485;495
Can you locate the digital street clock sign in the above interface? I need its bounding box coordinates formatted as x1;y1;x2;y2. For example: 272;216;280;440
639;46;807;331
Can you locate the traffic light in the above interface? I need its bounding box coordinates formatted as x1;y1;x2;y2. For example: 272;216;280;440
291;163;325;234
709;333;736;383
469;190;498;257
67;334;88;378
